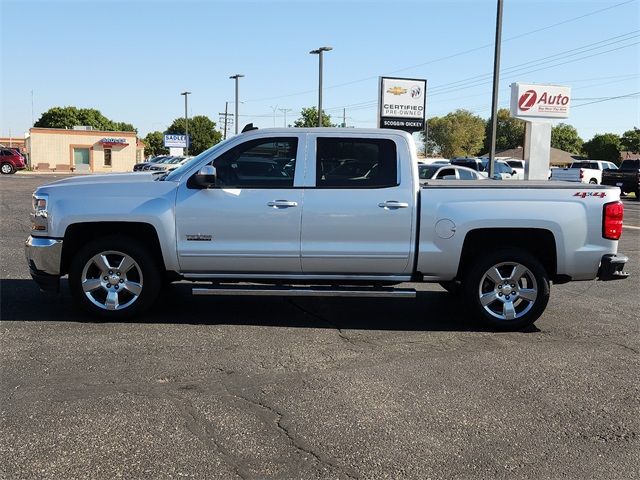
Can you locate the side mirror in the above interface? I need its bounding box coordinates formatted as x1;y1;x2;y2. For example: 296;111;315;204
512;170;517;175
194;165;217;188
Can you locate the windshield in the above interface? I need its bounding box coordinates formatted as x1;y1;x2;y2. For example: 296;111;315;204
162;137;236;182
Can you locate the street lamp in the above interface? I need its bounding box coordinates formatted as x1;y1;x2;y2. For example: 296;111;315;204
180;91;191;156
488;0;503;179
309;46;332;127
229;74;244;134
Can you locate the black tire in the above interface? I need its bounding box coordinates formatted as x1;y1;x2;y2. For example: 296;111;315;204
439;280;462;295
589;179;598;184
462;248;550;331
635;189;640;201
69;235;161;319
1;163;15;174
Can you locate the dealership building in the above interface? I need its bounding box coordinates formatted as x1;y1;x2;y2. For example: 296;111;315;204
26;127;145;172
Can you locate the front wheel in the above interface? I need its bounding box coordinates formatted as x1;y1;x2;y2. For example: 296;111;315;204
462;249;550;331
69;236;161;318
1;163;15;174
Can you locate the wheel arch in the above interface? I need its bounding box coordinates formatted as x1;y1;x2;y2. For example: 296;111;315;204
61;222;166;276
457;228;558;282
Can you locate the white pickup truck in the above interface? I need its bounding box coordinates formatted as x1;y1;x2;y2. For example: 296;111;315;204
26;128;629;330
550;160;618;184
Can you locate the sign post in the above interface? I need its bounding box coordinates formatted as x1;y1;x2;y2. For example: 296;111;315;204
378;77;427;133
510;82;571;180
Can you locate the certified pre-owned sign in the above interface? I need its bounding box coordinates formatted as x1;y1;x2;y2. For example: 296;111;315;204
510;83;571;119
378;77;427;132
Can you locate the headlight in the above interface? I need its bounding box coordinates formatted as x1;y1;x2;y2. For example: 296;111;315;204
31;193;49;232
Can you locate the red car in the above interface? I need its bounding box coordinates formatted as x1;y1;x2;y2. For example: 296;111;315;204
0;148;26;174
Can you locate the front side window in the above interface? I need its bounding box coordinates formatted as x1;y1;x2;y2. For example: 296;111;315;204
104;148;112;167
435;168;456;179
213;137;297;188
316;138;397;188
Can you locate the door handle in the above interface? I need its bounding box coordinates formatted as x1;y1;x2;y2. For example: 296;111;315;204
267;200;298;208
378;201;409;209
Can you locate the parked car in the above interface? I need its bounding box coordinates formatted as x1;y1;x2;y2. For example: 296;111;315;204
550;160;618;184
0;148;26;174
451;158;517;179
133;155;171;172
26;127;629;331
419;164;486;180
505;159;525;179
602;159;640;199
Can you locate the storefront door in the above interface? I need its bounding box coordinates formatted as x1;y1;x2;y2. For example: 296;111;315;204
73;148;90;171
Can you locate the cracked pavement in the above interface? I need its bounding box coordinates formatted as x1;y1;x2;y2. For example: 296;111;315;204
1;175;639;479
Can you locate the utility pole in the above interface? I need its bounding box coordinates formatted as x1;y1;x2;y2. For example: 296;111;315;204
229;74;244;134
180;91;191;155
219;102;234;140
488;0;503;179
270;105;278;127
31;90;34;126
343;108;346;128
279;108;292;127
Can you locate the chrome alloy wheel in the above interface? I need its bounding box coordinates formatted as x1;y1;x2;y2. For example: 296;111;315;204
1;163;14;174
80;250;143;311
478;262;538;321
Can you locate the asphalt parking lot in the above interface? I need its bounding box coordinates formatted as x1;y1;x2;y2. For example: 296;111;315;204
1;174;639;479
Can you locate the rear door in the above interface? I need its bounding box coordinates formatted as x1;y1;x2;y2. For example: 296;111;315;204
300;134;415;275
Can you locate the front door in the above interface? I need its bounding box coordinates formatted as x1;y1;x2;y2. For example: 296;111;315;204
73;148;90;171
175;136;304;273
300;135;415;275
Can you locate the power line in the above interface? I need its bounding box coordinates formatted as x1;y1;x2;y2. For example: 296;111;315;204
572;91;640;108
244;0;637;103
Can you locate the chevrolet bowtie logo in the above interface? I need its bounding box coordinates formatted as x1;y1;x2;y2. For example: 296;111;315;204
387;86;407;95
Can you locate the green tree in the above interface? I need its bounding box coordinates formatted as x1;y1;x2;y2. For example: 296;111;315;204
482;108;525;153
143;131;169;157
34;106;136;132
620;127;640;153
293;107;334;127
551;123;583;154
166;115;222;156
425;109;486;158
582;133;621;164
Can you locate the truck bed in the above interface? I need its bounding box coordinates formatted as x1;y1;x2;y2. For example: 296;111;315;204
420;180;611;189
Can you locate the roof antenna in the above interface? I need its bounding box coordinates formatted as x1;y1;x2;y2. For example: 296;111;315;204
241;123;258;133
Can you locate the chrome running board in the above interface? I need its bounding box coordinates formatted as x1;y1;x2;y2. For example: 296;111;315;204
192;285;416;298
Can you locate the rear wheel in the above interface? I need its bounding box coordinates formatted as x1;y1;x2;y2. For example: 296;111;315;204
69;236;161;318
462;249;550;331
1;163;15;174
589;179;598;184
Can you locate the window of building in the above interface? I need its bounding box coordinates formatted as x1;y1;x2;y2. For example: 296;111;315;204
212;138;297;188
316;138;397;188
104;148;112;167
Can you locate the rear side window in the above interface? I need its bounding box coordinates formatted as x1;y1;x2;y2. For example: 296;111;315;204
458;168;476;180
316;138;397;188
620;160;640;170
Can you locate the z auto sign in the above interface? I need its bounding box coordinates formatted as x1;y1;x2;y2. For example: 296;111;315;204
510;82;571;119
378;77;427;132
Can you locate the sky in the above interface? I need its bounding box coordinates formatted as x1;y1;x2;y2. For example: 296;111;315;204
1;0;639;143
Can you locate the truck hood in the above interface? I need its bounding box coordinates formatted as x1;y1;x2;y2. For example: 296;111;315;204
43;172;159;187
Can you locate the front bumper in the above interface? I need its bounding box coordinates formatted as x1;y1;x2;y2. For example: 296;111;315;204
25;236;63;292
597;253;629;281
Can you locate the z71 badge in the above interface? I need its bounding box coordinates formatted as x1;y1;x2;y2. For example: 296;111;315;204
574;191;606;198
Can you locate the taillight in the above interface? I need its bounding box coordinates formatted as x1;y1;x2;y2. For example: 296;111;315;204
579;168;584;179
603;201;624;240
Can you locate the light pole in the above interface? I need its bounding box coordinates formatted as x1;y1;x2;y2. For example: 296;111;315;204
309;46;332;127
229;74;244;134
488;0;503;179
180;91;191;156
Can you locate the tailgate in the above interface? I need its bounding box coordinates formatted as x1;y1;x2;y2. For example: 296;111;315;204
550;168;580;181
